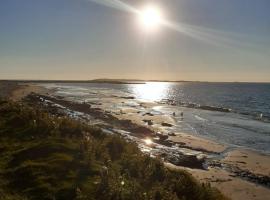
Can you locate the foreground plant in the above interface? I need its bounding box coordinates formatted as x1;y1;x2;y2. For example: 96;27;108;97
0;98;228;200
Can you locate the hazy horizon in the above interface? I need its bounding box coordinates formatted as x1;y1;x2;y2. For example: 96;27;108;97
1;0;270;82
2;78;270;84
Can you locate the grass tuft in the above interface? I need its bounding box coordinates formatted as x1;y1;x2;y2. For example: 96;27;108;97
0;99;229;200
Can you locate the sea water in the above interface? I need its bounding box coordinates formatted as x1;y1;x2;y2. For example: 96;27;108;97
41;82;270;154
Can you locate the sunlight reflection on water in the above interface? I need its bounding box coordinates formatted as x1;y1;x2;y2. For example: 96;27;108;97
130;82;171;101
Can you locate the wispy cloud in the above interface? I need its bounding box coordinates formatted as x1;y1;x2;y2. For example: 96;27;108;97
84;0;268;55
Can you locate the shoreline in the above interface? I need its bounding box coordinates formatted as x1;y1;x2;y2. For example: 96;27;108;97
1;81;270;200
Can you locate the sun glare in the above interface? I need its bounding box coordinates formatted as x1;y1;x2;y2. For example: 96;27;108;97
131;82;169;101
144;138;153;145
139;5;162;31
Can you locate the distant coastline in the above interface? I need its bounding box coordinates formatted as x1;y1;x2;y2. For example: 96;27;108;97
1;78;270;84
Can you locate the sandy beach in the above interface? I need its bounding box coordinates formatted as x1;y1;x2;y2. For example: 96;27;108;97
1;81;269;200
166;163;270;200
0;81;49;100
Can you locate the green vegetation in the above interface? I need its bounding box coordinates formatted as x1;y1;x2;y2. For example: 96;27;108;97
0;98;228;200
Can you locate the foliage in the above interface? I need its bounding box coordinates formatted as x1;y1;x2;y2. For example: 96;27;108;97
0;99;228;200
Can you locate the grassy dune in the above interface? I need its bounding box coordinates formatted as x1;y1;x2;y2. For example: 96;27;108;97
0;98;228;200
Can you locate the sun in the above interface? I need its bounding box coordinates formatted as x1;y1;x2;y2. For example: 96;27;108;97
139;5;163;31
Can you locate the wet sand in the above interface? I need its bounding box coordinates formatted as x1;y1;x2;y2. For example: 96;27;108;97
1;81;270;200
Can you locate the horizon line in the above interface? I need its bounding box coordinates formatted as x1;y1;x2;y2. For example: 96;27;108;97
0;78;270;84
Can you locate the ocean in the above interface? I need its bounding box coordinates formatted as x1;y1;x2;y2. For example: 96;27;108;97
42;82;270;153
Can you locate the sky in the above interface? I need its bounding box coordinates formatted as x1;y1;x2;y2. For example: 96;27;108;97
0;0;270;82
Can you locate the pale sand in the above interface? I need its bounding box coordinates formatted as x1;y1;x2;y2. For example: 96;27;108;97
169;133;227;153
222;149;270;177
166;163;270;200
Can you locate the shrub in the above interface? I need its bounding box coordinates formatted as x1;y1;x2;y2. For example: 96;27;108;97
0;99;228;200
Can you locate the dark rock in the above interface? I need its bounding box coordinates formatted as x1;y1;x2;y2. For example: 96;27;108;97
166;154;205;170
158;139;174;147
156;133;169;140
143;119;153;126
161;122;173;127
199;105;231;113
120;96;135;99
143;112;154;116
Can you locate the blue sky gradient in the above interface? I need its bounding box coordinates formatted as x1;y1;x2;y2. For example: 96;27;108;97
0;0;269;81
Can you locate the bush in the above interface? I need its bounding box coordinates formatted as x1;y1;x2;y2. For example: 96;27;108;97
0;99;228;200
